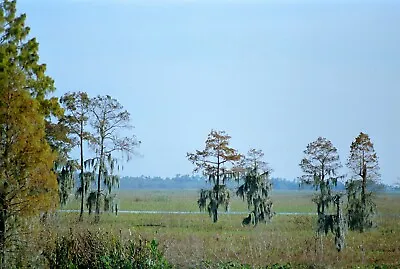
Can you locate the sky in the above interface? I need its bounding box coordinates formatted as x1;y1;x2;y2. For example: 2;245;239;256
17;0;400;184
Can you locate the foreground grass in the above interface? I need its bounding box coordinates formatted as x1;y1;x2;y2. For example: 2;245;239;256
56;190;400;268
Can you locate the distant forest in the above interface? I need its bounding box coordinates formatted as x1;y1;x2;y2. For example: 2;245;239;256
118;175;336;191
117;175;395;192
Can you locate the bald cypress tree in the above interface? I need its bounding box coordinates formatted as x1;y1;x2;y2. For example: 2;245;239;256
187;130;242;223
346;132;380;232
237;149;274;226
299;137;343;218
299;137;346;252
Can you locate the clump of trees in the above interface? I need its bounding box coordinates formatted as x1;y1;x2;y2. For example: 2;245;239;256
0;1;141;264
60;93;140;223
187;130;275;225
299;133;381;252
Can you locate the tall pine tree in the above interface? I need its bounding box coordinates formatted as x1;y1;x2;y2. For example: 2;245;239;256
89;95;140;223
0;1;60;266
60;91;92;221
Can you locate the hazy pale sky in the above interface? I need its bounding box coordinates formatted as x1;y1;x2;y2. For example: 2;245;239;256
18;0;399;184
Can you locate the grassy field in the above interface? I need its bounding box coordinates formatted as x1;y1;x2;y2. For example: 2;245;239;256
59;190;400;268
64;189;318;213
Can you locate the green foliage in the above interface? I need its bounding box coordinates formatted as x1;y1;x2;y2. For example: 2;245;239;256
200;260;252;268
0;0;58;115
43;229;172;269
188;130;241;223
199;261;314;269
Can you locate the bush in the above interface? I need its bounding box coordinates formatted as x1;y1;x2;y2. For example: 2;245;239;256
43;229;171;269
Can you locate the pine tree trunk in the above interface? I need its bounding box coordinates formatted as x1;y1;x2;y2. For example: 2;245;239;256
0;196;7;269
79;122;84;222
95;165;102;223
95;140;104;223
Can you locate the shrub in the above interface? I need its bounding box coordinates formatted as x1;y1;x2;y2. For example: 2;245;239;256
43;229;171;269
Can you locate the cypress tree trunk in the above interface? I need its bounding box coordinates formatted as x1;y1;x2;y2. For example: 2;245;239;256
213;208;218;223
214;153;220;223
216;154;220;202
360;164;367;232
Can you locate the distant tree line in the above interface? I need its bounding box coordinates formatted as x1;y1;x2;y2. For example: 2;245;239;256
118;175;348;191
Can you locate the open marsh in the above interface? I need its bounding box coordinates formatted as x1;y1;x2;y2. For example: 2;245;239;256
58;190;400;268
